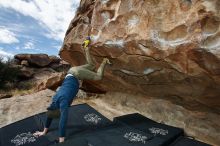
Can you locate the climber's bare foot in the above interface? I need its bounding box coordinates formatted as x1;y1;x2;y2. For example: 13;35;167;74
103;58;112;65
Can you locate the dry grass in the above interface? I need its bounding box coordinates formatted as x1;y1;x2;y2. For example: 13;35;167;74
0;81;35;96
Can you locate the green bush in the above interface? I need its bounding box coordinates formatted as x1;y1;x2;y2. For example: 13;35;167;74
0;58;21;89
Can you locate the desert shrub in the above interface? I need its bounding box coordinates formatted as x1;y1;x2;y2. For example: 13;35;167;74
0;58;21;89
16;81;34;90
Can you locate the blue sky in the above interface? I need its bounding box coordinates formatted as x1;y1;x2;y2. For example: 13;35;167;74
0;0;80;60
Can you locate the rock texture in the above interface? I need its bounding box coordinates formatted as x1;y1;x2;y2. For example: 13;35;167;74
60;0;220;109
0;89;55;127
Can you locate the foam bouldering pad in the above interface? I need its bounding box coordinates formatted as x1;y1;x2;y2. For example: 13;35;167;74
37;103;112;138
0;114;52;146
53;123;165;146
113;113;184;145
49;138;88;146
0;103;112;146
169;137;211;146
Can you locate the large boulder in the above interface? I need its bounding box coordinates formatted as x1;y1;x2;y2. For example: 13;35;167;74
50;60;71;72
49;55;61;64
15;54;51;67
60;0;220;109
36;72;65;91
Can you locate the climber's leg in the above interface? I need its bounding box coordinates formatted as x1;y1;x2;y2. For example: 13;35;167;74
73;47;95;71
76;58;109;80
77;64;95;71
84;47;94;66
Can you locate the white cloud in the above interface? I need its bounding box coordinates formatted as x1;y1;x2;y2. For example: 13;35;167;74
0;48;14;61
24;42;34;50
15;46;21;50
15;41;43;52
0;27;19;44
0;0;80;41
52;45;62;51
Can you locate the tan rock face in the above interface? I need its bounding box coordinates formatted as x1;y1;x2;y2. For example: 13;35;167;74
60;0;220;108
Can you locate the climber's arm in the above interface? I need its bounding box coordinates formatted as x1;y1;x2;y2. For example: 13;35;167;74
33;128;48;137
58;100;69;143
33;115;52;136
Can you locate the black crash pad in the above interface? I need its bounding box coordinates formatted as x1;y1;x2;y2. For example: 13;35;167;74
50;138;89;146
53;123;165;146
38;103;112;139
169;137;211;146
113;113;184;145
0;114;52;146
0;104;112;146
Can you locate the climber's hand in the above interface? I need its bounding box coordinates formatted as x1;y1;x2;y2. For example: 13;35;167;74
33;131;46;137
33;128;48;137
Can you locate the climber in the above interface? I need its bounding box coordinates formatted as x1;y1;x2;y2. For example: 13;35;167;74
33;36;111;143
